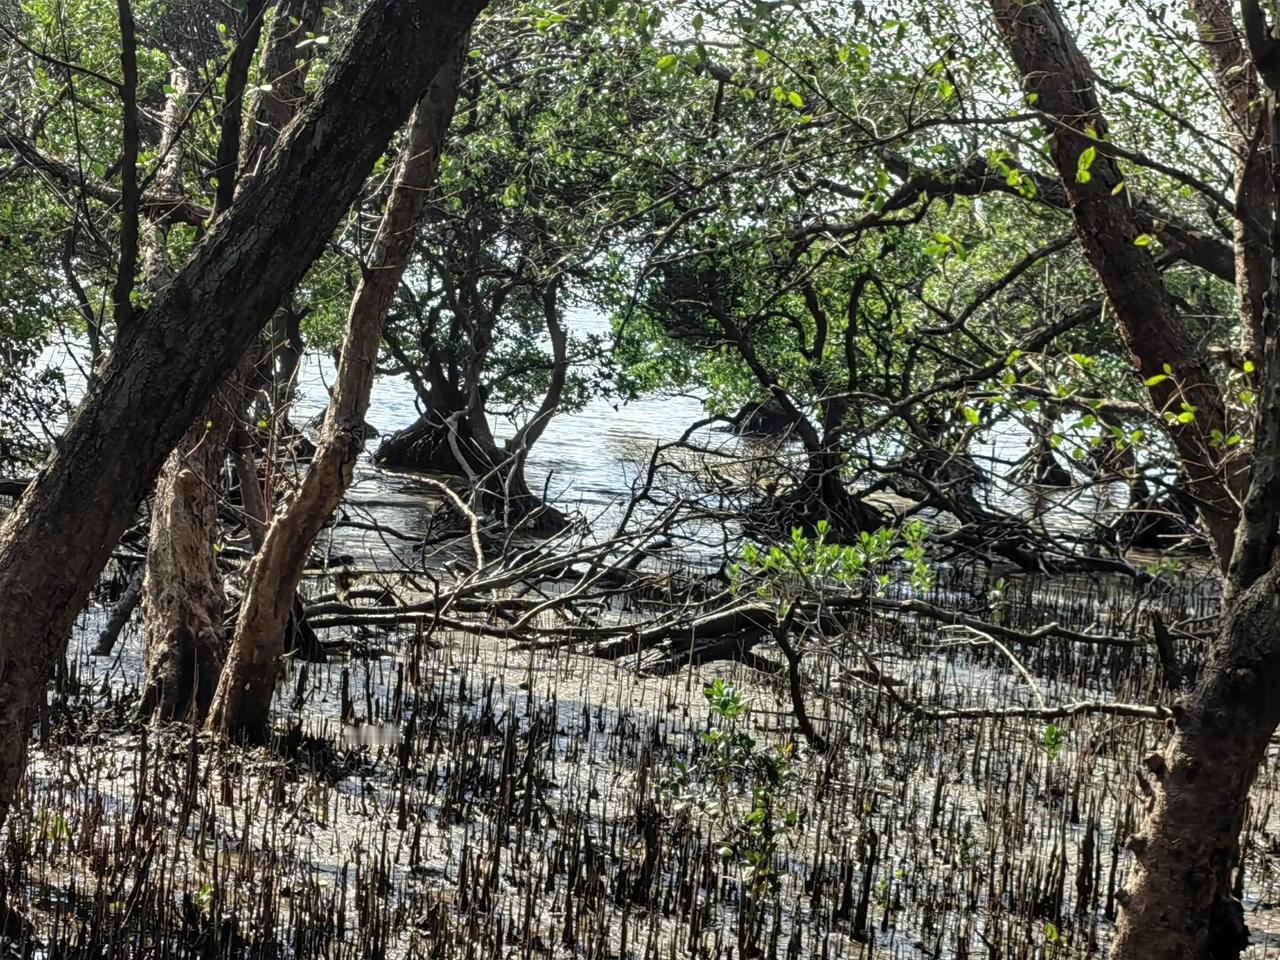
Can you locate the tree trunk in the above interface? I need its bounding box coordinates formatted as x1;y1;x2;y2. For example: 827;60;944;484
0;0;485;834
378;413;567;533
138;395;237;719
1111;565;1280;959
230;426;269;545
93;563;145;657
375;407;476;474
1188;0;1271;363
477;448;568;534
990;3;1280;957
135;71;231;720
989;0;1243;568
239;0;325;460
138;0;328;720
208;40;467;742
800;452;884;538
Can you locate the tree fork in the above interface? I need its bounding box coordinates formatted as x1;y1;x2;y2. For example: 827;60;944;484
0;0;486;832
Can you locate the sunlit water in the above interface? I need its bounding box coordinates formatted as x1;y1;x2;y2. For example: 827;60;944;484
25;310;1121;558
290;310;716;532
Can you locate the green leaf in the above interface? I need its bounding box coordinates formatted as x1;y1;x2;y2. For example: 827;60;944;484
1244;359;1256;374
1144;374;1168;387
754;48;769;66
656;54;677;72
1134;233;1153;246
1075;145;1096;184
787;90;804;108
962;406;980;426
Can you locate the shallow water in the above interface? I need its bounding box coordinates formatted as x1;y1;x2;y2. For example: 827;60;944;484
289;309;1121;541
30;312;1122;546
291;309;724;528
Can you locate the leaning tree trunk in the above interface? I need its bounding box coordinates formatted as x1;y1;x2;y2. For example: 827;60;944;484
0;0;485;835
93;563;145;657
208;42;467;742
1111;565;1280;959
988;2;1280;956
988;0;1243;568
139;0;325;718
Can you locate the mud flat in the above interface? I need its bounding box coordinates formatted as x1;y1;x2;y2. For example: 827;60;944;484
0;555;1274;959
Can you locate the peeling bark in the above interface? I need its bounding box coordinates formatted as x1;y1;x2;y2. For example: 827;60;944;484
208;40;467;742
0;0;486;833
139;0;324;720
135;73;232;720
138;396;237;720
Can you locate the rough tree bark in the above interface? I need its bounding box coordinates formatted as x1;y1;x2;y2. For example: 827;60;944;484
131;69;229;717
991;0;1280;956
1112;565;1280;959
207;40;467;742
0;0;486;835
138;0;322;719
138;410;236;719
138;2;262;719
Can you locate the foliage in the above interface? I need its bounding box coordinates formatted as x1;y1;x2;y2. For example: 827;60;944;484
663;679;798;889
731;518;935;599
